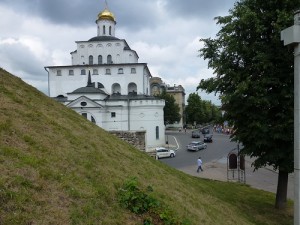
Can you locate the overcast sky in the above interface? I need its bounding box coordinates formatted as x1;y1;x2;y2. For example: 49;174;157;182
0;0;237;105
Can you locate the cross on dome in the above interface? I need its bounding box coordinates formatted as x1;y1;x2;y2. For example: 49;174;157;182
97;0;115;22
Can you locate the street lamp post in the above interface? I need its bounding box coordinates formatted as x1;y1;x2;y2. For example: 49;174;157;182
281;10;300;225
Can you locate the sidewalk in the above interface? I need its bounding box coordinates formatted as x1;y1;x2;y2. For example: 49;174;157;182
178;157;294;200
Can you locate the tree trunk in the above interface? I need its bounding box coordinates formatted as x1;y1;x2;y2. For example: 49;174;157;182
275;170;289;209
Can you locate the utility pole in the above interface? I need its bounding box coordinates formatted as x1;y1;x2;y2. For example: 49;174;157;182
281;10;300;225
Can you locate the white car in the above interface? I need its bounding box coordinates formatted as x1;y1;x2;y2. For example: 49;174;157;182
156;147;176;159
187;141;207;151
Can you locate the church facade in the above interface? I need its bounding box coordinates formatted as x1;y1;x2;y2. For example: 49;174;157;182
45;6;165;151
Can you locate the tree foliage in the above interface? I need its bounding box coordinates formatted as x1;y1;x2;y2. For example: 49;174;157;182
185;93;222;125
155;90;181;125
198;0;300;208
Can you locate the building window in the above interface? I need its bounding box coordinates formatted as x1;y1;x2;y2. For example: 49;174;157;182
92;69;98;75
81;69;86;75
118;68;123;74
69;70;74;76
105;68;111;75
107;55;112;64
131;68;136;74
128;82;137;94
89;55;93;65
98;82;104;88
109;26;112;35
156;126;159;139
111;112;116;118
103;25;105;35
80;102;87;106
112;83;121;94
91;116;96;124
82;113;87;118
57;70;62;76
98;55;102;64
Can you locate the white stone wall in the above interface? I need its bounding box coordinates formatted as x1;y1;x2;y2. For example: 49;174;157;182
67;97;165;150
128;100;165;149
47;64;150;97
71;40;138;65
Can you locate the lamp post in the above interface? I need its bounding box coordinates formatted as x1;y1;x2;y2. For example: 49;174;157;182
281;10;300;225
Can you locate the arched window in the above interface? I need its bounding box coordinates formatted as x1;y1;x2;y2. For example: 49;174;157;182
156;126;159;139
118;68;123;74
92;69;98;75
81;69;86;75
107;55;112;64
131;68;136;74
112;83;121;94
89;55;93;65
98;55;102;64
97;82;104;88
109;26;112;35
81;112;96;124
151;85;160;95
128;82;137;94
91;116;96;124
103;25;106;35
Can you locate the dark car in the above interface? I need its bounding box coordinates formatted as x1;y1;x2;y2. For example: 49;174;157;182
201;128;210;134
191;130;201;138
203;134;213;143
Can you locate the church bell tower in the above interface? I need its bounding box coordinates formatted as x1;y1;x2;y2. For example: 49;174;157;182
96;4;116;37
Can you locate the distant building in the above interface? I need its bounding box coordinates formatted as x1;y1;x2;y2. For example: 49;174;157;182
45;5;165;151
150;77;186;127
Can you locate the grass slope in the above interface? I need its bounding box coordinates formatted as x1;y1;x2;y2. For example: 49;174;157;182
0;68;293;224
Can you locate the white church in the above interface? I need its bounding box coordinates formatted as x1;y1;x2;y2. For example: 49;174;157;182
45;5;166;151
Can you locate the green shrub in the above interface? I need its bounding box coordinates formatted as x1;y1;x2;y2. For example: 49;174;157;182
117;177;191;225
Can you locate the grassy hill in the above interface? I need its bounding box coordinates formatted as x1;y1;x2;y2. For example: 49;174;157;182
0;68;293;224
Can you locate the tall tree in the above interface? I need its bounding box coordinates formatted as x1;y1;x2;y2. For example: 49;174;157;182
185;93;204;125
185;93;221;125
198;0;300;209
156;90;181;125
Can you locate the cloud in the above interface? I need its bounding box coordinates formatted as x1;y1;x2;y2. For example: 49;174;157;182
163;0;235;18
0;0;236;104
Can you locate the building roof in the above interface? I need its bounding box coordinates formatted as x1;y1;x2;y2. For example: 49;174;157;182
88;36;120;42
97;8;115;22
44;62;148;69
70;86;107;95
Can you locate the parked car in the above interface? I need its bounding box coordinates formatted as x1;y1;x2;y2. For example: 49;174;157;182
203;134;213;143
187;141;207;151
156;147;176;159
191;130;201;138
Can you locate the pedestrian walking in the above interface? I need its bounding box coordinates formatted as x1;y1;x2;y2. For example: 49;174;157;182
197;157;203;172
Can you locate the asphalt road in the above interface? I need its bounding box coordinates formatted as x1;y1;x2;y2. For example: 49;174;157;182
161;129;237;169
159;128;294;200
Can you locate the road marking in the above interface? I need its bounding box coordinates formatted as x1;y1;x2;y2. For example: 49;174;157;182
169;135;180;150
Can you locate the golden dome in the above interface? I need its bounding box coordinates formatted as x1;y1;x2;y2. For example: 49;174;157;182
97;8;115;22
